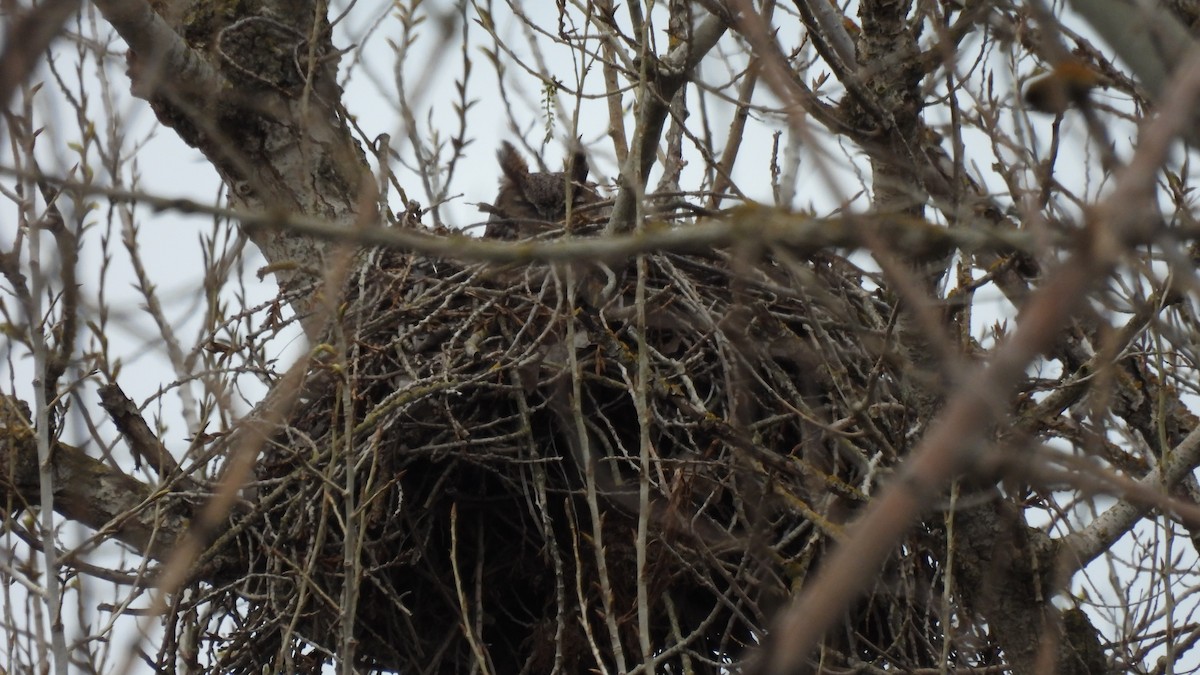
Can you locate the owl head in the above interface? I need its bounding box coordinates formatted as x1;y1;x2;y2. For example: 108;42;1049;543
482;142;598;239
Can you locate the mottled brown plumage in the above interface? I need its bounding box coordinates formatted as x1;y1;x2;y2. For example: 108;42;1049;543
482;142;598;239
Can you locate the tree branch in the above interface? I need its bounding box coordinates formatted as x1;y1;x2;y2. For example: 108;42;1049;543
0;0;80;111
1059;423;1200;571
752;46;1200;673
91;0;222;97
97;383;196;491
605;12;727;233
0;395;190;563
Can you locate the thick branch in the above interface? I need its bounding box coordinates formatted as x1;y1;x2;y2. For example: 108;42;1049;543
606;12;727;232
0;171;1063;264
91;0;222;96
97;383;195;491
1060;422;1200;570
1;395;189;562
92;0;371;329
954;502;1107;675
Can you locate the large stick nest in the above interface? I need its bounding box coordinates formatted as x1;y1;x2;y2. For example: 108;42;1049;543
182;231;958;673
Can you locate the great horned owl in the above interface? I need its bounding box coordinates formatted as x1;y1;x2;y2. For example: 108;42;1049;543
482;142;598;239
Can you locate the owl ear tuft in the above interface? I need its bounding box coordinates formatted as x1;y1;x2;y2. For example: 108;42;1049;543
567;148;589;187
497;142;530;185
